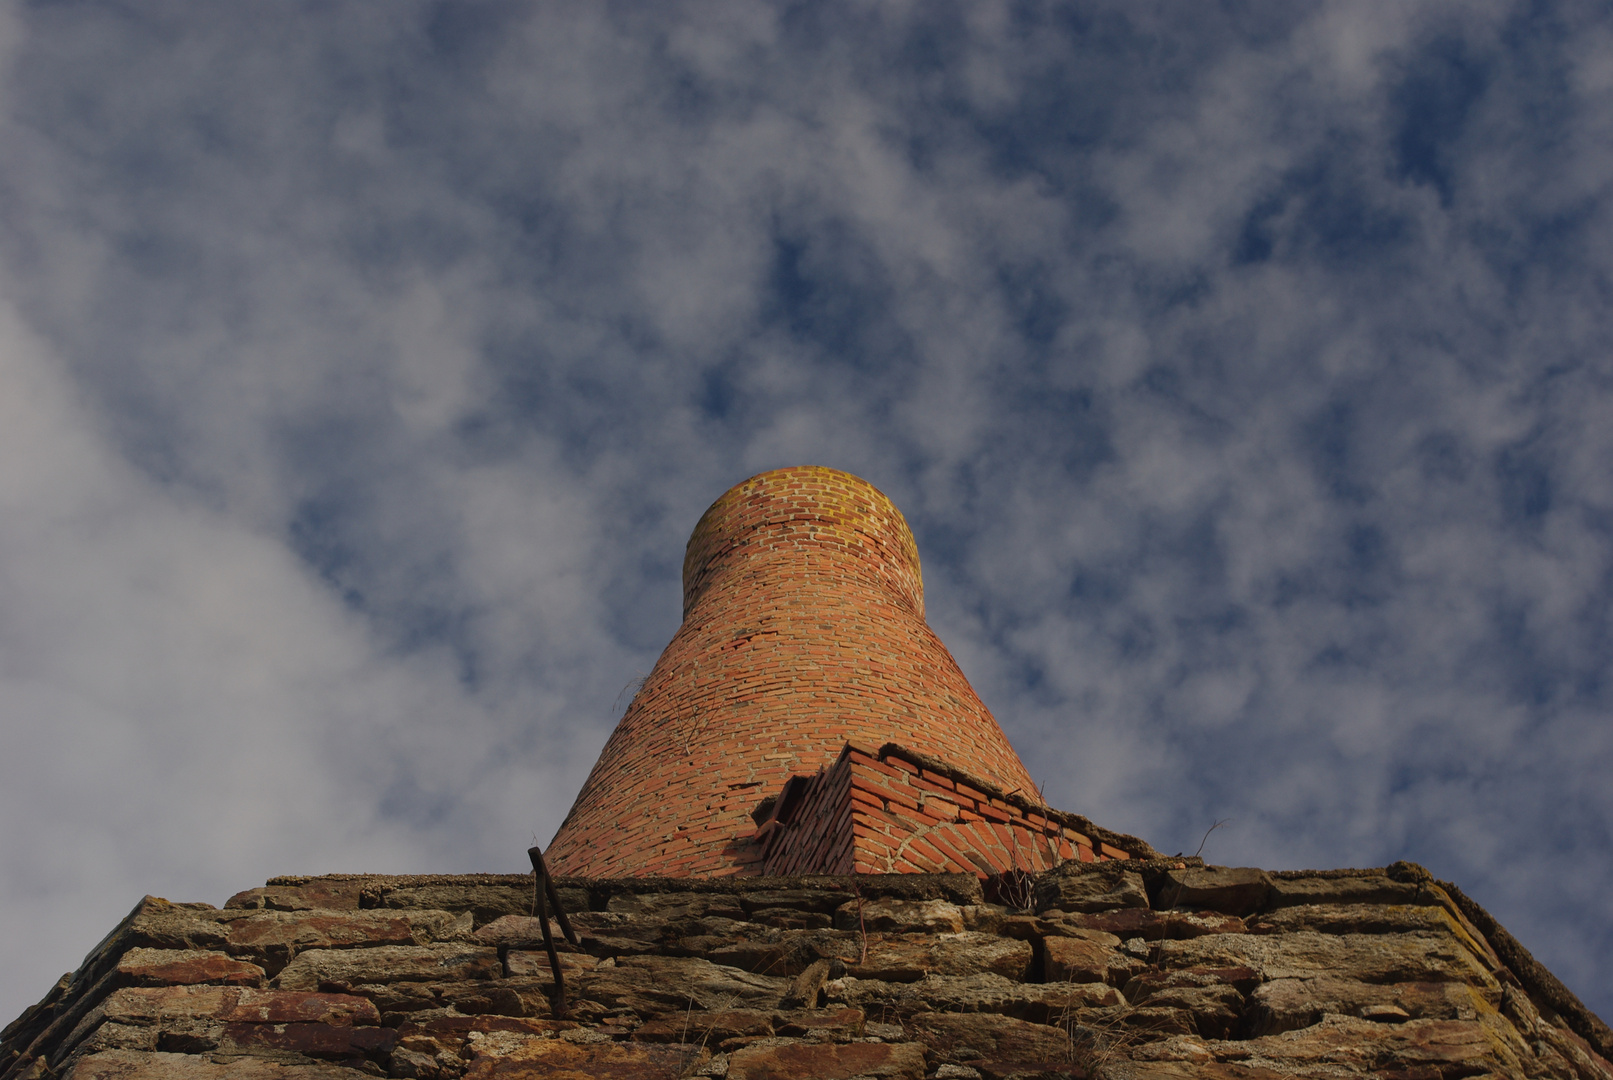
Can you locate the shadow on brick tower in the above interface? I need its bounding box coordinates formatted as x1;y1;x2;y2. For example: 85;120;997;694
545;466;1155;878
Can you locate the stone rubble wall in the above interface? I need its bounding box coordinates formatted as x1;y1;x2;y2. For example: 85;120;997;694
3;862;1609;1080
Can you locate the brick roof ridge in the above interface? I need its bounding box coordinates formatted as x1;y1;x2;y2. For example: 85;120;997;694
871;742;1163;861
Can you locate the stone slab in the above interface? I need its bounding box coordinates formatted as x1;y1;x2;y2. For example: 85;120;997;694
274;945;499;991
65;1050;366;1079
460;1037;707;1079
726;1039;926;1080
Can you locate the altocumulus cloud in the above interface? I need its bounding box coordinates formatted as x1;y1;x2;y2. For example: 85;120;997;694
1;0;1611;1021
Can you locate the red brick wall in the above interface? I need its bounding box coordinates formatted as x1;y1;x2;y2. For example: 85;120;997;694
546;466;1044;877
757;744;1151;878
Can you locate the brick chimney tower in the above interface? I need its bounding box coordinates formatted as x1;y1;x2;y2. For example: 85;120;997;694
544;466;1059;877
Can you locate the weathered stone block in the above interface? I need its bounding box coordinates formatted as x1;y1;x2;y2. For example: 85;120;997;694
727;928;862;975
71;1022;160;1057
907;1011;1072;1068
1042;935;1136;985
471;915;568;947
1247;976;1498;1036
745;907;833;930
1265;873;1434;909
440;983;532;1017
1152;929;1499;988
1104;1062;1294;1079
225;911;454;959
550;884;590;910
726;1039;926;1080
1078;1003;1198;1038
700;935;805;974
573;956;789;1014
1122;967;1262;1002
503;949;599;980
833;898;964;934
1033;865;1149;914
1048;908;1244;941
393;1014;576;1056
834;973;1122;1022
772;1007;864;1038
633;1009;773;1043
1155;867;1272;916
607;892;748;921
738;889;855;915
219;990;381;1027
1260;899;1501;976
76;899;231;986
1123;1035;1214;1064
222;881;367;912
1038;922;1121;947
777;958;831;1010
460;1036;707;1079
64;1050;367;1078
851;932;1033;982
85;986;228;1025
375;886;534;926
219;1020;397;1059
273;945;499;991
113;950;263;988
1127;985;1244;1039
1249;902;1469;937
385;1046;440;1078
356;976;553;1021
1229;1012;1526;1076
957;905;1013;935
80;984;382;1058
1018;982;1129;1023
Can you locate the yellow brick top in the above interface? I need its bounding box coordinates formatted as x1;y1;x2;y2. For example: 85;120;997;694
682;465;924;619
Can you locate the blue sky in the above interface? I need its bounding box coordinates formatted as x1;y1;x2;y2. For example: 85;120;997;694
1;0;1610;1022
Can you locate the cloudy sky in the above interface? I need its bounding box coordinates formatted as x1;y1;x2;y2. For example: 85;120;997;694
2;0;1611;1023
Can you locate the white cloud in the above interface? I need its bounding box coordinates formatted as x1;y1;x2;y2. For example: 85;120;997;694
0;285;432;1006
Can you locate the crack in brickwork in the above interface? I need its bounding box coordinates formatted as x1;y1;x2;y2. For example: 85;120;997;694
546;466;1042;878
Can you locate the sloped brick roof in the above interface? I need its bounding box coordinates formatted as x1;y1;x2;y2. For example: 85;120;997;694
754;743;1159;877
546;466;1044;877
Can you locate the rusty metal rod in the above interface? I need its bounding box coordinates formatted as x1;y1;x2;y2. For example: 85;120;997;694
529;844;579;946
527;845;570;1019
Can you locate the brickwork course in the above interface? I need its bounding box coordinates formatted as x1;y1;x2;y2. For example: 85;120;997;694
545;466;1049;878
5;863;1609;1080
